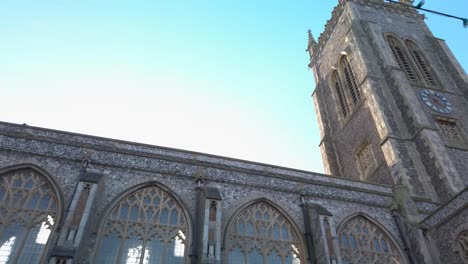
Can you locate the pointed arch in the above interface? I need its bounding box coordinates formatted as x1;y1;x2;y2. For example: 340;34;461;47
457;230;468;263
93;181;192;264
404;39;439;87
332;70;350;117
386;35;419;83
337;213;406;264
224;198;304;264
0;164;64;264
340;56;362;104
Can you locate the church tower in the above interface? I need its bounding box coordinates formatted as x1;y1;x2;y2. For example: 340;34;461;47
309;0;468;202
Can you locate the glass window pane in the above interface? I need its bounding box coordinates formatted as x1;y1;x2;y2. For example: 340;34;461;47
0;224;26;264
285;252;301;264
165;241;184;264
246;222;254;236
39;195;51;210
120;205;129;219
170;211;178;225
247;250;263;264
121;238;144;264
281;226;289;240
160;209;169;224
130;206;139;221
17;220;53;264
238;222;245;234
95;235;121;264
381;239;389;253
349;235;357;249
273;225;280;240
145;239;163;264
266;253;282;264
229;248;245;264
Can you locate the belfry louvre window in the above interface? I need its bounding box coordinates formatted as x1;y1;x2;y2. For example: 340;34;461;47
332;70;350;117
0;169;59;264
95;186;188;264
387;36;419;82
226;201;302;264
339;216;403;264
341;57;362;103
405;40;439;87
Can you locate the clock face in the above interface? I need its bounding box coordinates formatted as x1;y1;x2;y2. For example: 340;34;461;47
420;89;453;114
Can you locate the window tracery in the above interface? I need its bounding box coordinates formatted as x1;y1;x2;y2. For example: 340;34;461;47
95;186;188;264
0;169;59;264
458;230;468;263
435;119;467;146
226;201;302;264
357;144;376;179
339;216;403;264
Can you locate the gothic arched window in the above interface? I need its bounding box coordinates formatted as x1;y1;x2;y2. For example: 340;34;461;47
458;230;468;263
405;40;439;87
387;36;418;83
339;216;404;264
332;70;350;117
0;169;59;264
95;186;188;264
340;57;362;104
226;201;302;264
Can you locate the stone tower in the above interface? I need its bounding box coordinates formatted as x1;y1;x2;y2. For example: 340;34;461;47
309;0;468;202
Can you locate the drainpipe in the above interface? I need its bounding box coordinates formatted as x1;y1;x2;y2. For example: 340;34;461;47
300;194;316;264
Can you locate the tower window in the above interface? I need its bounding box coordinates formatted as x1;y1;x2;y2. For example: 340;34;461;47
356;143;376;179
341;57;362;103
329;57;363;121
332;71;350;117
387;36;419;82
405;40;439;87
435;118;467;147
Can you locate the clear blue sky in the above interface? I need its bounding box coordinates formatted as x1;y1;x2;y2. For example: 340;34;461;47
1;1;466;173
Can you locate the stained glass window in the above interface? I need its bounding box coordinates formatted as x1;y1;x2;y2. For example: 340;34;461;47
95;186;188;264
226;202;302;264
339;216;403;264
0;169;59;264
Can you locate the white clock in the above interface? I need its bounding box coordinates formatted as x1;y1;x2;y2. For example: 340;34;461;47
420;89;453;114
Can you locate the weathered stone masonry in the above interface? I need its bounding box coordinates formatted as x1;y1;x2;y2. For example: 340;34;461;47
0;121;437;263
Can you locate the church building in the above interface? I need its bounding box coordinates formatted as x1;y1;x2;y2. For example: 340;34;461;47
0;0;467;263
